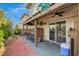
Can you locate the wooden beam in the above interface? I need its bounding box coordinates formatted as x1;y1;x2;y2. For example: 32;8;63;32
26;24;28;39
34;20;38;47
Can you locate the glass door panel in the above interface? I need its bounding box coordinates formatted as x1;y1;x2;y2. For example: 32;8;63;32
61;22;66;43
49;23;55;41
56;21;66;43
56;23;62;43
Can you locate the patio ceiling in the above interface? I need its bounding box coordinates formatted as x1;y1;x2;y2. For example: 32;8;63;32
23;3;66;25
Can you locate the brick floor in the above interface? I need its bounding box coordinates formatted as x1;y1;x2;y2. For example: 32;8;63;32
3;36;37;56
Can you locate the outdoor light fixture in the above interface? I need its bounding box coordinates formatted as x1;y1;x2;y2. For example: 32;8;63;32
44;22;46;25
69;21;75;31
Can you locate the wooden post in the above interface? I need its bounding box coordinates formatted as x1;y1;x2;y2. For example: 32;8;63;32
26;24;28;38
35;20;38;47
26;24;28;33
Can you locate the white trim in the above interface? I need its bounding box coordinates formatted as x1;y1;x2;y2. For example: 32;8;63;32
46;40;60;45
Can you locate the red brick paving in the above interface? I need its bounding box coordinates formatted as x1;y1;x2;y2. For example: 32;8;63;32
3;36;37;56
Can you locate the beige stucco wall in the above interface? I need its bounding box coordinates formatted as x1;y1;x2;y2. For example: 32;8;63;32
43;23;50;41
78;4;79;56
67;17;78;56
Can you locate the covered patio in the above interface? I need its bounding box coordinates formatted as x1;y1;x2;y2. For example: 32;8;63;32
22;3;79;56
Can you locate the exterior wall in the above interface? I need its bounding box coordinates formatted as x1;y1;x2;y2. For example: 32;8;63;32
28;26;35;29
42;4;78;55
43;23;50;41
78;4;79;55
67;17;78;56
26;25;35;33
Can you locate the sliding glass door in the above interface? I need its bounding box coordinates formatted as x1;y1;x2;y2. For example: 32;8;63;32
49;21;66;44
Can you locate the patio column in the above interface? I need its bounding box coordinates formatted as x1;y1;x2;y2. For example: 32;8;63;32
26;24;28;33
26;24;28;38
34;20;38;47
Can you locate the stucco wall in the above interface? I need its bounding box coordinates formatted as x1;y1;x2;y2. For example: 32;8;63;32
78;4;79;56
43;23;49;41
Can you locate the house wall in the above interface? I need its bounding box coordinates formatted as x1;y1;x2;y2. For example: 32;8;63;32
43;23;50;41
42;4;78;55
78;4;79;55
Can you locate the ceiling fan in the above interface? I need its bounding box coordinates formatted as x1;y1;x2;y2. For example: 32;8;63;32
55;11;65;16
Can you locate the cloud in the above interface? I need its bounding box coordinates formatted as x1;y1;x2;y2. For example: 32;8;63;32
3;3;29;27
8;7;29;13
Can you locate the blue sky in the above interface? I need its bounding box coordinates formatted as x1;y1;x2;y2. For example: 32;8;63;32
0;3;29;27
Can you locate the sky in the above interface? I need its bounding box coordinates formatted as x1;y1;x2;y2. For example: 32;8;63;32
0;3;29;27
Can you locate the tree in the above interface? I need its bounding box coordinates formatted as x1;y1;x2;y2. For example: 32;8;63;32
25;3;33;9
38;3;50;11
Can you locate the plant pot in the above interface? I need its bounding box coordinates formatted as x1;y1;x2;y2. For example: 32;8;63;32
0;47;5;56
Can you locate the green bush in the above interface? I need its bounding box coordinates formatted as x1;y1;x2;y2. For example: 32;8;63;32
0;24;13;48
0;29;5;48
0;24;13;39
14;28;21;35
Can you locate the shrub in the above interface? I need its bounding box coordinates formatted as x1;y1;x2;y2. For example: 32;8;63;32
0;29;5;48
0;24;13;39
14;28;21;35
